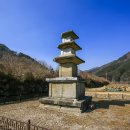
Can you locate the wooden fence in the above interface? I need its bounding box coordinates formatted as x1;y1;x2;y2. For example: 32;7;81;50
0;116;49;130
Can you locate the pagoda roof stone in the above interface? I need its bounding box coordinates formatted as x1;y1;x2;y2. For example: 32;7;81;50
61;30;79;39
54;54;85;65
58;41;82;51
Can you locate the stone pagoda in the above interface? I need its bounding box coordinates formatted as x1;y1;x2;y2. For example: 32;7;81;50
39;30;92;113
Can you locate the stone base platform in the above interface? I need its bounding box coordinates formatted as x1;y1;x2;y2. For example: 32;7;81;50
39;96;92;113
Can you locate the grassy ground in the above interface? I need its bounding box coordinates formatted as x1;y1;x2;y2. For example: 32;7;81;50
0;99;130;130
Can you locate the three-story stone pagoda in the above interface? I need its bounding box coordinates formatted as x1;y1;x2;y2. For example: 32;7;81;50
39;30;92;113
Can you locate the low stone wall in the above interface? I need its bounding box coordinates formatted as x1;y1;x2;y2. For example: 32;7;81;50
86;92;130;100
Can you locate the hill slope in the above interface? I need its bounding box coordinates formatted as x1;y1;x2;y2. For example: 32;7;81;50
0;43;55;98
89;52;130;83
0;43;54;80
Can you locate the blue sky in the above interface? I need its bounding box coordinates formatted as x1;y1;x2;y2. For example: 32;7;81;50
0;0;130;70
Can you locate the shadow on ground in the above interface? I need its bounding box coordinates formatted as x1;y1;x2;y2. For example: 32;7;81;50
92;99;130;109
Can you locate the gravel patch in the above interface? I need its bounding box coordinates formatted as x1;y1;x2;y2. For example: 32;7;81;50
0;100;130;130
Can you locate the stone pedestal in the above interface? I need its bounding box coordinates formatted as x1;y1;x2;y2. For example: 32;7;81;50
39;96;92;113
47;77;85;99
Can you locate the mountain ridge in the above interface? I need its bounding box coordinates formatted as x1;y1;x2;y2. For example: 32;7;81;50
88;52;130;83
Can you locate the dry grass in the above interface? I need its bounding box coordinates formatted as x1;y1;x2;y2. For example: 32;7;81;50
0;100;130;130
80;72;109;83
105;83;130;92
87;83;130;92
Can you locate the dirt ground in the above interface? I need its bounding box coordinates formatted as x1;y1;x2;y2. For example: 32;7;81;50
0;99;130;130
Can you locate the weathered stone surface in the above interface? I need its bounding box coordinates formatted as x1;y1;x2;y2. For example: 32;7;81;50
51;83;62;97
39;104;82;114
54;55;85;65
48;80;85;99
62;83;76;98
59;63;77;77
46;77;78;82
58;41;82;51
39;96;92;113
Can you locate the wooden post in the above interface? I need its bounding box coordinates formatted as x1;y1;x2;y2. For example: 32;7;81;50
27;119;31;130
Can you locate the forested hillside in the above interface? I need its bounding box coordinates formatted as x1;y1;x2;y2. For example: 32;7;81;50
88;52;130;83
0;43;55;98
